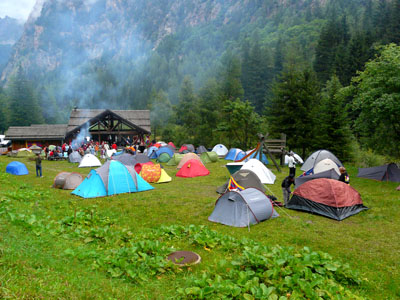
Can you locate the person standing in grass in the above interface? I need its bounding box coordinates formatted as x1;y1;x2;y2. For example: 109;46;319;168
35;153;42;177
281;175;295;205
287;151;297;177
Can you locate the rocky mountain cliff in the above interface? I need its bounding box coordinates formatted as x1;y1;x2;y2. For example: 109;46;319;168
0;16;23;71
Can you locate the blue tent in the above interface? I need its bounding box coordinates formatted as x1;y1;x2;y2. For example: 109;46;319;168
72;160;153;198
147;146;159;159
6;161;29;175
156;146;174;158
225;148;246;161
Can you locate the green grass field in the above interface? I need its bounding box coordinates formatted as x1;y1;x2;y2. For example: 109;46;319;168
0;155;399;299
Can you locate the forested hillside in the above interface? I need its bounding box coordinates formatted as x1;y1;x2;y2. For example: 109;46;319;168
1;0;399;160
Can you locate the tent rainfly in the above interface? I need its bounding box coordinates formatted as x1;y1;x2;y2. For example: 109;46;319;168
313;158;341;176
301;149;343;172
112;153;138;166
217;169;266;194
357;163;400;182
241;159;276;184
176;159;210;178
225;148;246;161
53;172;83;190
177;153;202;169
6;161;29;175
79;154;102;168
209;188;278;227
295;169;339;188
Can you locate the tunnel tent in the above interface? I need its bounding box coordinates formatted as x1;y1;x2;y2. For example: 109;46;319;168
112;153;138;167
53;172;83;190
212;144;229;157
209;188;278;227
241;159;276;184
217;169;266;194
313;158;341;176
68;151;82;163
287;178;368;220
167;153;184;166
79;154;102;168
72;160;153;198
177;153;202;169
200;151;218;164
6;161;29;175
301;149;343;172
357;163;400;182
133;153;151;164
295;169;340;188
176;159;210;178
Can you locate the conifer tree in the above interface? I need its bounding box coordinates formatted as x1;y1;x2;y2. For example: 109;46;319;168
0;88;9;133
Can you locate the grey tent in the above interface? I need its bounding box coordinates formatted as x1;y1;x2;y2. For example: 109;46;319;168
301;149;343;172
357;163;400;182
133;153;151;163
295;169;340;188
112;153;138;166
53;172;83;190
209;188;278;227
68;151;82;163
217;169;266;194
186;144;195;152
196;145;208;154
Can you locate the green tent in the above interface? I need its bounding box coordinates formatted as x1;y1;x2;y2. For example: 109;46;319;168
200;151;218;164
157;152;172;163
16;149;35;158
167;153;184;166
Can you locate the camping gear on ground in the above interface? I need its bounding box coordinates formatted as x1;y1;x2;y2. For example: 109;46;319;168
313;158;341;176
135;161;154;174
6;161;29;175
156;146;174;158
209;188;278;227
78;154;102;168
157;152;172;163
301;149;343;172
176;159;210;178
245;149;269;164
133;153;151;164
72;160;153;198
357;163;400;182
29;145;42;154
200;151;218;164
68;151;82;163
217;169;266;194
112;153;138;166
295;169;340;188
241;159;276;184
167;153;184;166
225;148;246;161
196;146;208;154
177;153;203;169
225;162;244;175
167;251;201;265
284;152;303;165
212;144;229;157
287;178;368;220
53;172;83;190
147;146;159;158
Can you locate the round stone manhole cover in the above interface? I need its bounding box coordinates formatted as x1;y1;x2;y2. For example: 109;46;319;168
167;251;201;265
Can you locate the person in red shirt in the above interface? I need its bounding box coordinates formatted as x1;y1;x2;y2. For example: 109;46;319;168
112;143;117;150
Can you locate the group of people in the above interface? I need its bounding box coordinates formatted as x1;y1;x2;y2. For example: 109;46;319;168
281;151;350;205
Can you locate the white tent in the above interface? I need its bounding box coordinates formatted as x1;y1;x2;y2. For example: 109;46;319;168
284;153;304;165
78;154;102;168
314;158;340;176
241;159;276;184
212;144;229;157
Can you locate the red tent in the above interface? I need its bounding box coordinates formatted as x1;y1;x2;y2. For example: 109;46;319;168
135;161;154;174
168;142;176;149
179;145;188;153
286;178;368;220
176;159;210;178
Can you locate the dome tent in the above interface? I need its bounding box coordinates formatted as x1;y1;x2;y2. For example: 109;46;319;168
301;150;343;172
176;159;210;178
157;152;172;163
314;158;341;176
200;151;218;164
217;169;266;194
196;145;208;154
241;159;276;184
177;153;203;169
72;160;153;198
133;153;151;164
112;153;138;166
287;178;368;220
147;146;159;159
209;188;278;227
6;161;29;175
212;144;228;157
53;172;83;190
78;154;102;168
295;169;339;188
68;151;82;163
225;148;246;161
156;146;174;158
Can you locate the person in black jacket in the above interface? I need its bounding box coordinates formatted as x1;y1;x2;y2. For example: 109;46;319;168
281;175;295;205
338;167;350;184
